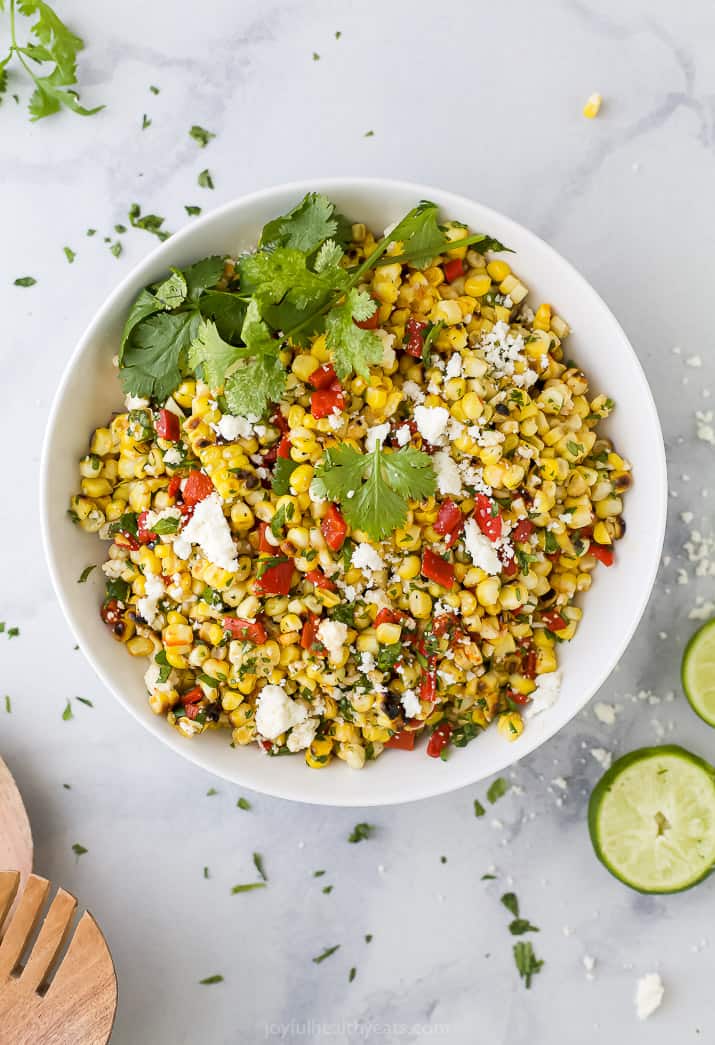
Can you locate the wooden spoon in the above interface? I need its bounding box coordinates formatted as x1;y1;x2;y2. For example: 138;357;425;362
0;756;33;892
0;871;117;1044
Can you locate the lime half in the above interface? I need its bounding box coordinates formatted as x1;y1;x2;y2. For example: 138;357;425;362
588;745;715;893
682;618;715;727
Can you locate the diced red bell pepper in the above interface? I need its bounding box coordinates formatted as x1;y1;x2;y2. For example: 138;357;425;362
183;470;214;506
321;503;348;551
262;445;279;466
385;730;416;750
419;667;437;704
426;721;452;758
589;541;615;567
183;686;204;705
521;646;537;679
375;607;403;627
306;569;336;591
474;493;502;541
443;257;465;283
434;500;463;547
300;613;324;653
501;554;518;578
137;510;157;545
511;519;534;543
222;617;268;644
308;363;338;389
355;305;379;329
404;317;428;358
272;410;289;434
277;436;291;459
508;690;532;706
254;558;295;596
311;387;345;419
421;547;454;589
257;522;275;554
184;702;203;720
155;408;181;442
541;609;567;632
167;475;182;500
100;598;122;628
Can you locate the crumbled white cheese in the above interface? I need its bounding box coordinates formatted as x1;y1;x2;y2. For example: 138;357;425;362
317;619;348;662
136;573;165;627
689;598;715;620
479;321;526;379
173;492;238;571
401;689;420;718
327;411;344;430
696;410;715;446
125;394;150;410
523;670;562;719
402;380;425;404
433;451;463;496
686;354;703;367
590;747;612;771
375;328;396;369
359;651;376;674
583;955;596;979
445;353;463;379
256;684;308;740
365;422;391;452
286;717;319;752
463;519;501;574
102;559;126;579
163;447;183;466
635;973;664;1020
395;424;411;447
352;543;385;574
215;414;254;441
476;429;505;448
594;702;617;726
414;405;450;444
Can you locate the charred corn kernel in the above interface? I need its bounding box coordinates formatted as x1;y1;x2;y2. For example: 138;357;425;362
376;621;402;645
595;495;622;519
487;260;511;282
583;92;602;119
292;354;319;382
464;273;492;297
90;428;113;456
498;711;524;741
397;554;421;580
365;386;388;410
592;521;612;545
408;589;432;619
433;299;463;325
533;304;552;331
163;623;192;648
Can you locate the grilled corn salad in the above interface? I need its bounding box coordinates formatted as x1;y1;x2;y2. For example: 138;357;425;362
70;194;631;769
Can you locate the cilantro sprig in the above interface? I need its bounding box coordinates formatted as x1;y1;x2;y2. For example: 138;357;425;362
116;193;508;418
1;0;104;121
311;442;436;541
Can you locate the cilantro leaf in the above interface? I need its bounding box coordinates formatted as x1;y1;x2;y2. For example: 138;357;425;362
198;291;247;343
154;269;187;310
513;941;544;988
238;247;338;311
225;353;285;420
119;289;163;360
188;319;245;390
509;918;540;936
325;288;383;380
120;310;200;401
271;456;299;496
311;443;436;541
14;0;104;121
183;256;225;299
189;124;215;147
260;192;340;253
376;200;510;269
129;202;171;241
501;892;519;917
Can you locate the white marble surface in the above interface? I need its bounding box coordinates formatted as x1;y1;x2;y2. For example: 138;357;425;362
2;0;715;1041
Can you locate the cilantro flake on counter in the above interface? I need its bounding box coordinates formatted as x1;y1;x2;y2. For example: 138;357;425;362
349;967;356;982
487;778;510;804
230;882;266;894
474;799;486;818
501;892;519;917
72;843;88;859
199;974;223;985
185;205;201;216
63;246;76;263
77;564;96;583
198;168;214;189
142;113;151;129
189;125;215;147
76;697;93;707
62;699;73;721
348;822;374;844
513;941;544;988
129;202;171;241
4;695;11;714
253;852;268;881
14;276;36;287
312;945;340;964
236;796;251;810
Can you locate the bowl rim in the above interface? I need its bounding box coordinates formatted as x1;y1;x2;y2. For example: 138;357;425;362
40;176;668;806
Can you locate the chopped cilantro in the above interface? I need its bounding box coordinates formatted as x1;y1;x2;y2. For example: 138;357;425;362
77;564;96;583
509;918;540;936
312;945;340;964
236;796;251;810
513;941;544;988
7;627;19;638
487;777;510;804
86;228;96;236
322;885;333;895
481;874;496;881
230;882;266;894
63;246;76;263
71;843;88;859
76;697;93;707
199;974;223;985
141;113;151;129
348;966;356;982
14;276;36;287
253;852;268;881
348;822;374;843
62;699;73;721
203;866;210;878
129;202;171;241
206;788;218;796
198;168;214;189
110;241;122;258
313;870;326;878
501;893;519;917
312;51;320;61
4;695;11;714
272;455;299;495
189;125;215;147
185;205;202;216
365;934;373;943
149;85;160;94
364;130;374;137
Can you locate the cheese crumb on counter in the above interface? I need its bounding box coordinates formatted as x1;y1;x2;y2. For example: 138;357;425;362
523;670;562;719
635;973;664;1020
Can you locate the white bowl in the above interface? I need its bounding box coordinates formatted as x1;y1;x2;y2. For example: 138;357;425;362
40;178;667;806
